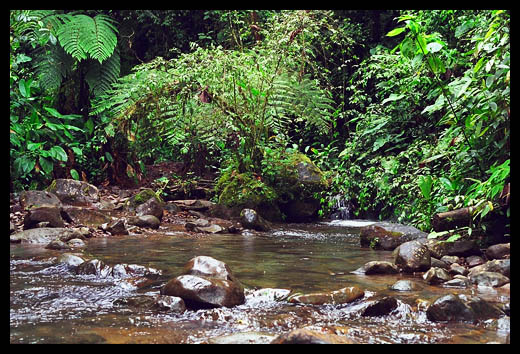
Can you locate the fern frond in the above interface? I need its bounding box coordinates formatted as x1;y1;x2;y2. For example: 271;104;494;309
85;48;120;97
33;44;74;92
56;14;89;61
56;14;118;64
80;14;118;64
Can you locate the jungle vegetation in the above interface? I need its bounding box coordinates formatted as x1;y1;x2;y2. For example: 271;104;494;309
10;10;509;242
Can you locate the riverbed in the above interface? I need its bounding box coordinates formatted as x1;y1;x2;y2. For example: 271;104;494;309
10;221;510;344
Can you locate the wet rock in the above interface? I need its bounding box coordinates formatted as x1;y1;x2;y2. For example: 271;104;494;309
184;218;210;231
127;215;161;229
426;294;475;322
442;275;470;289
360;223;427;250
240;208;271;232
196;224;224;234
288;286;364;305
61;206;111;227
19;190;62;210
136;197;164;221
76;259;113;277
10;227;84;244
466;255;485;268
75;259;161;280
160;274;245;309
424;239;481;258
426;294;504;322
174;199;213;211
485;243;510;260
270;328;355;344
67;238;86;248
440;255;461;265
444;239;481;257
464;296;504;319
152;296;186;313
393;240;431;273
361;296;398;317
57;253;86;268
430;257;449;269
161;256;245;309
47;179;99;206
390;280;420;292
10;221;15;234
23;206;65;229
113;295;157;309
468;259;510;278
209;331;278;344
45;239;72;250
183;255;239;282
106;219;128;235
449;263;468;276
353;261;399;275
423;267;451;284
248;288;291;305
469;271;510;287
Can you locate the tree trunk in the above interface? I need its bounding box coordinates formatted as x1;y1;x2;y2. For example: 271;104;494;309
432;207;473;232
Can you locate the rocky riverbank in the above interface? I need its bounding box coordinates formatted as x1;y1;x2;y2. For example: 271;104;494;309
10;179;510;344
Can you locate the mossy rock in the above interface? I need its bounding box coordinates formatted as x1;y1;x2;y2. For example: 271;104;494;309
216;172;282;221
273;152;329;221
125;188;164;211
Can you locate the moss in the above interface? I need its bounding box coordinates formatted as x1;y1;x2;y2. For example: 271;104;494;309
218;172;277;207
126;188;163;210
46;179;57;192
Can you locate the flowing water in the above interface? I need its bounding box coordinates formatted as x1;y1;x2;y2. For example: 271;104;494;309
10;221;510;344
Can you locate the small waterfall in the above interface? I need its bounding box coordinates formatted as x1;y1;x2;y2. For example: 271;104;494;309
329;194;352;220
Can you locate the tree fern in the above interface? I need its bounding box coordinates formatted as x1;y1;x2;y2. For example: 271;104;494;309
57;14;118;63
269;73;334;134
85;48;120;96
33;44;74;92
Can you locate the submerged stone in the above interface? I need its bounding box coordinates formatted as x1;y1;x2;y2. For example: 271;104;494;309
288;286;364;305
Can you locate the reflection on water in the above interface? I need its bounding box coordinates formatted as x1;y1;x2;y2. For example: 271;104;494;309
10;222;509;343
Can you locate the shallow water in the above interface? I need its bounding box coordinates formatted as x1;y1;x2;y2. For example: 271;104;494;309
10;221;510;344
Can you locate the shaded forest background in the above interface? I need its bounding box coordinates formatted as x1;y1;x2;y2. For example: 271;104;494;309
10;10;509;242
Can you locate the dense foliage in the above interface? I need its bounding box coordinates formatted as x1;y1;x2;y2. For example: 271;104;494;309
10;10;509;241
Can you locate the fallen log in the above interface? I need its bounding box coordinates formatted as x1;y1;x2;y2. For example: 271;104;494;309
432;207;473;232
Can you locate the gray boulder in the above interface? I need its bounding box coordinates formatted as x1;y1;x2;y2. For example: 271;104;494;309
240;208;271;232
360;222;427;250
393;240;431;273
23;206;65;229
47;179;99;206
19;190;62;210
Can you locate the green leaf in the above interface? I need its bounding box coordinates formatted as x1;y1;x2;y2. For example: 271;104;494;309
382;93;405;105
70;168;79;180
43;107;63;118
71;147;83;156
428;230;450;239
49;146;68;162
39;156;54;174
473;57;486;73
418;175;433;200
14;156;36;176
439;177;454;191
446;233;462;242
386;27;407;37
27;142;43;151
85;118;94;135
105;152;113;162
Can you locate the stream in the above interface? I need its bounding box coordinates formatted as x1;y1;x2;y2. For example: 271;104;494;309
10;220;510;344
